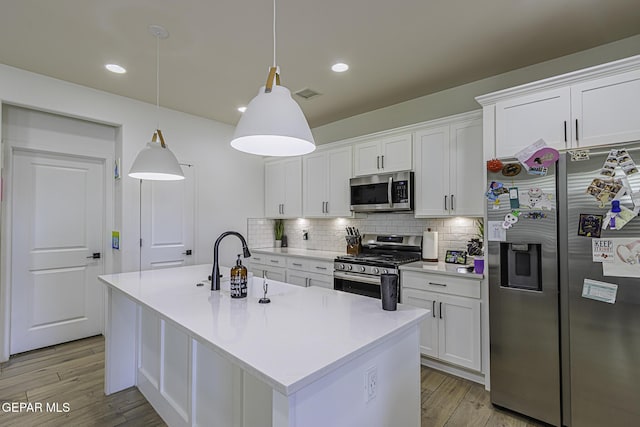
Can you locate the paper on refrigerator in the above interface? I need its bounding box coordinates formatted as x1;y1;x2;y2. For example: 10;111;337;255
600;238;640;278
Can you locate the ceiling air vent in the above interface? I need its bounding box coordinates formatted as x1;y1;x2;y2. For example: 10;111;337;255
294;88;322;100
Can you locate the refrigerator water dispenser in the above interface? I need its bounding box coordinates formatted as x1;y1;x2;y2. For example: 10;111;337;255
500;243;542;291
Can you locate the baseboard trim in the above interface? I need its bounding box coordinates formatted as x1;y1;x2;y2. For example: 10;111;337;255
420;356;485;385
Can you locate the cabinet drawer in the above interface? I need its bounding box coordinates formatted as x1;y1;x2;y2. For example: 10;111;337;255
286;257;333;275
402;271;480;299
252;254;286;267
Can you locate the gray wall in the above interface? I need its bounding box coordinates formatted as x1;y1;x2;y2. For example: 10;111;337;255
312;34;640;145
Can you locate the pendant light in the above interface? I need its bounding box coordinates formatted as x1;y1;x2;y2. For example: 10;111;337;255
230;0;315;157
129;25;184;181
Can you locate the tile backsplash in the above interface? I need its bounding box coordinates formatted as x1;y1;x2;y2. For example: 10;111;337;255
247;214;481;261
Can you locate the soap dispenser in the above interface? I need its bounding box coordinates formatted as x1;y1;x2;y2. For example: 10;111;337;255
230;254;248;298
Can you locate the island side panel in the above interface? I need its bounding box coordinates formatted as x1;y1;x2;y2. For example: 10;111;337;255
274;325;421;427
104;286;138;394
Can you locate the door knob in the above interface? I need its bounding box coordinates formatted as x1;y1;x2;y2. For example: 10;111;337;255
182;249;192;255
86;253;101;259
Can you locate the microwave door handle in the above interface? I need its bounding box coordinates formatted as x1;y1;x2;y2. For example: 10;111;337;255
388;176;393;208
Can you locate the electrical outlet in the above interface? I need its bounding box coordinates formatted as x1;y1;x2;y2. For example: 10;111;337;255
302;229;309;240
365;366;377;402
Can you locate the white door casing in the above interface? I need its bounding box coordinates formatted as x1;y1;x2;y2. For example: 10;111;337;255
140;164;195;270
10;150;105;354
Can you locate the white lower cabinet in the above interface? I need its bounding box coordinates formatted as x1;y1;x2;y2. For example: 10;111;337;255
401;271;481;371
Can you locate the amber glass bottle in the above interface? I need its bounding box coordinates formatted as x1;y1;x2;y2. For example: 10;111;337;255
230;254;248;298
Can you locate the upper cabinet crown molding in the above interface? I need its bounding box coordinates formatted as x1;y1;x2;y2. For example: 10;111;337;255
476;54;640;105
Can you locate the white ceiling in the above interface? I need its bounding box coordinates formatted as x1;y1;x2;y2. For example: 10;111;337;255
0;0;639;128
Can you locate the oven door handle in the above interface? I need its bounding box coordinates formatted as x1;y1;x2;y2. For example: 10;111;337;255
334;271;382;285
388;176;393;208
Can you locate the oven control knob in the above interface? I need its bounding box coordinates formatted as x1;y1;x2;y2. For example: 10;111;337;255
382;269;388;274
359;266;366;272
372;267;379;274
347;265;353;271
339;264;345;270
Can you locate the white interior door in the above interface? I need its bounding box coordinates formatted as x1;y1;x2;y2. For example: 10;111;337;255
140;165;195;270
11;150;105;354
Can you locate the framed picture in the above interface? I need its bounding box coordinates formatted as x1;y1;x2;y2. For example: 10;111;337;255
445;250;467;264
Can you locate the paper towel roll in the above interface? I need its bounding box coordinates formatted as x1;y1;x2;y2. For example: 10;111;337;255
422;230;438;262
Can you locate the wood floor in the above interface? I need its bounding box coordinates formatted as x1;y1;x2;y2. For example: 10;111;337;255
0;336;544;426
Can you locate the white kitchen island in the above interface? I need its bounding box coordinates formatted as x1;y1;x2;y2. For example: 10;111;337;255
99;264;428;427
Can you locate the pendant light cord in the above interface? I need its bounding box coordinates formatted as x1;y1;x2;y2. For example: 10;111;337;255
272;0;277;67
156;34;160;130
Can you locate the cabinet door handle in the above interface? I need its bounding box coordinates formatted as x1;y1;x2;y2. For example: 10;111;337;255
292;262;302;267
444;195;448;211
325;201;329;213
451;194;454;211
381;155;384;169
315;266;327;270
439;302;443;319
564;121;567;142
377;155;380;169
575;119;579;142
429;282;447;287
270;260;280;264
432;301;436;318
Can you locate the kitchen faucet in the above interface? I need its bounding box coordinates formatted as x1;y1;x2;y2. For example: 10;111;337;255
211;231;251;291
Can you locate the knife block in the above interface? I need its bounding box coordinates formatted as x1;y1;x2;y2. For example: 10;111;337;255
346;236;361;255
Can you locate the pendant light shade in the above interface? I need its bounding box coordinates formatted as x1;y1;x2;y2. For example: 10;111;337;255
129;131;185;181
230;0;315;157
128;25;184;181
231;85;315;156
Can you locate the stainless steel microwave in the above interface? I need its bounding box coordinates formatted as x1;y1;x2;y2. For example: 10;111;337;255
350;171;414;212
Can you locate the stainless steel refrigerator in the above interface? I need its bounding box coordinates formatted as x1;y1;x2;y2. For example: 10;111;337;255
487;143;640;426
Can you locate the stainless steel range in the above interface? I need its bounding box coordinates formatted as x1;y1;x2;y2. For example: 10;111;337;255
334;234;422;299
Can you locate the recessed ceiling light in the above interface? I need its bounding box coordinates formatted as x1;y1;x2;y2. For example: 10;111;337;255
237;106;247;113
331;63;349;73
105;64;127;74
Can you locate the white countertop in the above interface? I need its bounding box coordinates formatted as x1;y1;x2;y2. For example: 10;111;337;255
400;261;484;279
99;264;428;396
250;247;344;261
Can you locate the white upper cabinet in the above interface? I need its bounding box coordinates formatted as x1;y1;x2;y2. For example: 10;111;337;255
572;69;640;148
353;133;412;176
495;88;571;158
303;146;352;217
414;113;483;217
478;55;640;159
264;157;302;219
450;119;484;216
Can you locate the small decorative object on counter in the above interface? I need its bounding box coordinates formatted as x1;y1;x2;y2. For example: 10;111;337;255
259;273;271;304
445;250;467;264
274;219;284;247
281;235;288;247
473;256;484;274
230;254;248;298
380;274;398;311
